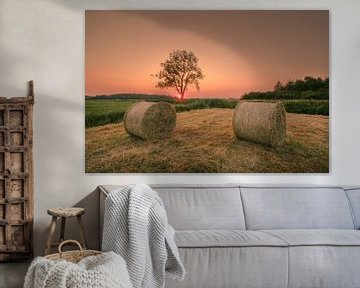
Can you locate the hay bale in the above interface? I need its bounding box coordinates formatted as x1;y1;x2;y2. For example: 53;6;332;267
124;101;176;140
232;101;286;147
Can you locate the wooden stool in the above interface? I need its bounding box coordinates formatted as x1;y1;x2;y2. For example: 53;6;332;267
45;207;87;255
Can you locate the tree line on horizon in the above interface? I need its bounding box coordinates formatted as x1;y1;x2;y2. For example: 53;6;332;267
242;76;329;100
86;76;329;101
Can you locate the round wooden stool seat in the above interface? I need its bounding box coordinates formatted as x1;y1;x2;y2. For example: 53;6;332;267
47;207;85;218
45;207;87;255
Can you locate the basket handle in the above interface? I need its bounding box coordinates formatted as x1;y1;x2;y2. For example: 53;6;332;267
58;240;83;255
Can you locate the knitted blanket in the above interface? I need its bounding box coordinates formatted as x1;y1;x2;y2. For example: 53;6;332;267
102;184;185;288
24;251;132;288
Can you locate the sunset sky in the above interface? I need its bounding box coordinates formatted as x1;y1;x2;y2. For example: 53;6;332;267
85;10;329;98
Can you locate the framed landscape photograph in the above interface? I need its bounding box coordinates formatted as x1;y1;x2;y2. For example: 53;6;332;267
85;10;329;173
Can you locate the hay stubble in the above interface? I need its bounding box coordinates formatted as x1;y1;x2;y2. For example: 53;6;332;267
86;108;328;173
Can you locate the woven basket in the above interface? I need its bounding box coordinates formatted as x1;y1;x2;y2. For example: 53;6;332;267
45;240;102;263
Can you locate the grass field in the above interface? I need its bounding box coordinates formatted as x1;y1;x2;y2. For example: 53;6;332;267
85;99;134;128
85;108;329;173
85;98;329;128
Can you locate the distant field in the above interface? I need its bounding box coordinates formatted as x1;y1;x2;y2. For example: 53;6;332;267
85;99;134;128
86;108;329;173
85;98;329;128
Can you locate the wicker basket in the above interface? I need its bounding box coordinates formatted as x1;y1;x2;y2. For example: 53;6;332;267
45;240;102;263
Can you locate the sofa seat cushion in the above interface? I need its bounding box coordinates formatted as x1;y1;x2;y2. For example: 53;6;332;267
166;246;289;288
262;229;360;246
175;230;288;248
260;230;360;288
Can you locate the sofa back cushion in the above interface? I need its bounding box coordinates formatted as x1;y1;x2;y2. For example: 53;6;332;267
154;186;246;230
240;187;355;230
345;188;360;229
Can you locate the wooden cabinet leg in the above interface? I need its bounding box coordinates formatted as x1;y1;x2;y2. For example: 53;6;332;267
77;215;87;249
60;217;66;243
45;216;57;255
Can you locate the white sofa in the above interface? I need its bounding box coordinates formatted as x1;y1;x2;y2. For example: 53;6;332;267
99;185;360;288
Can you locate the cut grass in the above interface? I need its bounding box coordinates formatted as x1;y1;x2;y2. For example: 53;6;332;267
85;108;329;173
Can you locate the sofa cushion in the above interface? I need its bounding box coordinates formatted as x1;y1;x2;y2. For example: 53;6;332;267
100;185;246;230
287;246;360;288
261;230;360;288
154;187;246;230
262;229;360;246
241;187;355;230
175;230;288;248
165;247;288;288
345;188;360;229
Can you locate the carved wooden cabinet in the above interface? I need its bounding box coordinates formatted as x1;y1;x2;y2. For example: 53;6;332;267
0;81;34;261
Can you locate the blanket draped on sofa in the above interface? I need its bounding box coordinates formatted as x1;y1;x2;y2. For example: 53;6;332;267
102;184;185;288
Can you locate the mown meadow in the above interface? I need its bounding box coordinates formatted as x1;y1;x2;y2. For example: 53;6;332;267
85;77;329;173
86;109;329;173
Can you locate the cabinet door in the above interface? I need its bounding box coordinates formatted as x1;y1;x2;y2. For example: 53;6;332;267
0;103;33;261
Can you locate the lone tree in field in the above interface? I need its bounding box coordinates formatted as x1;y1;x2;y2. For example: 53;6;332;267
154;50;204;101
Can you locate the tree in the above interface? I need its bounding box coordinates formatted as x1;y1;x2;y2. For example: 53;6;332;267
274;81;283;91
154;50;204;101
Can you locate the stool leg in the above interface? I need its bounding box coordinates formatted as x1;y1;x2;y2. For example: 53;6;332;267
60;217;66;243
45;216;57;255
77;215;87;249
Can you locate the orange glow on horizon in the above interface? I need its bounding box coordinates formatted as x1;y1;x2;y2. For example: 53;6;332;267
86;11;329;98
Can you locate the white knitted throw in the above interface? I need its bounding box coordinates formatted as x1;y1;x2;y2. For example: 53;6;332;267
23;251;132;288
102;184;185;288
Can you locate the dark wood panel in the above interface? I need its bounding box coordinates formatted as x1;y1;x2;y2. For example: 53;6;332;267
0;81;34;261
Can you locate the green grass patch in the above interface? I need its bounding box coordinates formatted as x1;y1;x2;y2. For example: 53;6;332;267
175;98;238;112
86;99;135;115
85;99;135;128
242;99;329;116
282;100;329;116
85;111;125;128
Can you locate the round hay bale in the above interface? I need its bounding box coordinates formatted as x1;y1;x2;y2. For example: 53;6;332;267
124;101;176;140
232;101;286;147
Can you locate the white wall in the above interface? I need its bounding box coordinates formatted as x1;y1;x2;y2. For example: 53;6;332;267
0;0;360;256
